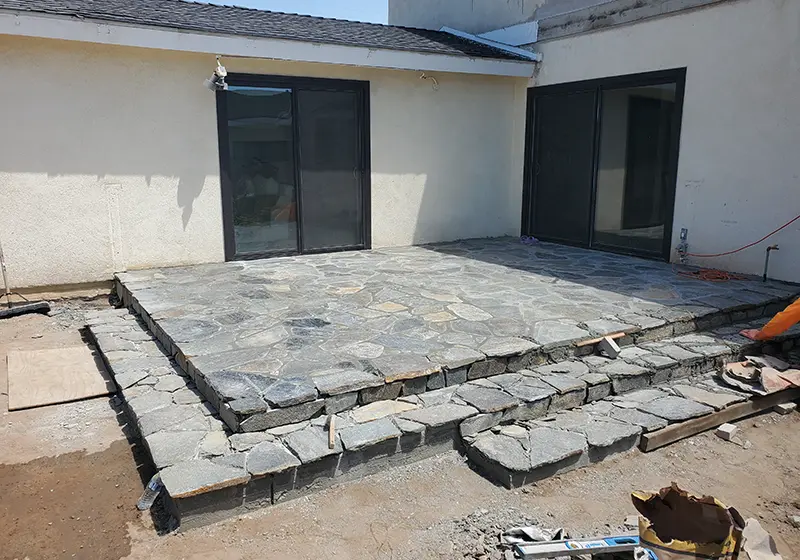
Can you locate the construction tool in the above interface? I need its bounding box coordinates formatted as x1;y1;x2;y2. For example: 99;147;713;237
0;237;50;319
514;534;642;559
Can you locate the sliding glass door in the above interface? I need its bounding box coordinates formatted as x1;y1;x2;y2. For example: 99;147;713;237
524;69;685;260
217;75;370;260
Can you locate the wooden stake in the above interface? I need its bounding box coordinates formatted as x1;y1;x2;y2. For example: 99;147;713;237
328;415;336;450
639;388;800;452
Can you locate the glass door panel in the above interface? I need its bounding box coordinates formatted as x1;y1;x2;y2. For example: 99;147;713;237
593;83;677;255
530;91;597;246
296;89;364;251
225;86;298;256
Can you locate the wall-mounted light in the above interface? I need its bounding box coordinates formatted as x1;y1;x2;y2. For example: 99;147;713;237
420;72;439;91
204;55;228;91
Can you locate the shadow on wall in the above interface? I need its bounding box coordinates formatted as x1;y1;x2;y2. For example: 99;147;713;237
0;36;220;231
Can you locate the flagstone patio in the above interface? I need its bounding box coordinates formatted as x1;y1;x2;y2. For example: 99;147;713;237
115;238;798;433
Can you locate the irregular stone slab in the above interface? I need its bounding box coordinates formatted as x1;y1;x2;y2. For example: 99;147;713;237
613;389;666;404
581;420;642;461
468;358;506;380
479;338;537;358
672;385;745;411
350;400;419;424
262;377;318;408
618;347;652;362
638;396;714;423
239;400;325;432
339;418;401;451
127;391;174;417
267;421;311;437
417;386;458;407
471;433;530;471
445;367;468;386
528;427;588;469
687;344;731;358
536;361;590;378
393;417;425;434
199;431;230;458
173;388;204;406
229;432;275;452
228;397;269;416
359;382;402;404
283;426;342;464
530;321;590;347
399;403;478;427
583;319;637;336
312;368;383;396
427;372;445;390
494;376;554;405
651;344;703;363
599;361;652;394
160;459;249;499
325;392;359;415
204;370;274;402
115;369;150;390
638;354;679;370
247;441;301;476
460;412;503;438
455;384;520;413
138;405;208;437
447;303;493;321
539;375;586;395
370;302;408;313
372;354;439;382
499;425;528;439
154;376;186;393
609;407;669;433
145;430;205;469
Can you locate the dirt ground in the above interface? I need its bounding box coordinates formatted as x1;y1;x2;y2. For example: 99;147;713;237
2;300;799;560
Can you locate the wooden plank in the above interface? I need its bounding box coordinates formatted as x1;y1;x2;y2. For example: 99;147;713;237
7;346;116;411
575;332;626;348
639;388;800;452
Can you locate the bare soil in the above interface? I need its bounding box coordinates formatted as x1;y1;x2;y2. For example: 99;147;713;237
2;300;799;560
0;440;152;560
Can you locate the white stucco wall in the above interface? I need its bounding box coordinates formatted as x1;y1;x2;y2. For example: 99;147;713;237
534;0;800;283
0;35;526;288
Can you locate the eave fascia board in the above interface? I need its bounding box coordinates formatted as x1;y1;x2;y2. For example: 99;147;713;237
0;11;537;78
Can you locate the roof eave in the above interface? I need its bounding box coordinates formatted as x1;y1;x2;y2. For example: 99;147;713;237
0;10;537;78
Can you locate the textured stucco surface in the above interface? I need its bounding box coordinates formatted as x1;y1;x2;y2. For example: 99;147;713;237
534;0;800;282
0;36;526;288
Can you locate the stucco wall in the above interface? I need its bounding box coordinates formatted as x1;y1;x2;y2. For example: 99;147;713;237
534;0;800;282
0;35;526;288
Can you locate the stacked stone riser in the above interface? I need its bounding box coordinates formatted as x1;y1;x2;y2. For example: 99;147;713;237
116;278;792;435
88;305;800;529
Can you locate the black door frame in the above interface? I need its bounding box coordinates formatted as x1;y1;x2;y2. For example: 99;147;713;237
522;68;686;261
216;73;372;261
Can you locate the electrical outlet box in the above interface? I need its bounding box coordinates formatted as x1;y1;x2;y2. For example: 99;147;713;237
680;228;688;241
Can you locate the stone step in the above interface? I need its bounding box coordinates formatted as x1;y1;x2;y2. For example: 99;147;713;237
463;371;784;489
87;307;800;529
116;276;795;435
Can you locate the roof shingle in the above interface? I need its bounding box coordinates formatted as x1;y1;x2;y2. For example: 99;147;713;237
0;0;529;61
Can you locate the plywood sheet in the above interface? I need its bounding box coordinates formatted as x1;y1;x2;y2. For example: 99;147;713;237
7;346;116;411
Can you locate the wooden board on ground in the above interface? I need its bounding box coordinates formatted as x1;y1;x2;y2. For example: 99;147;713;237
639;388;800;452
7;346;116;411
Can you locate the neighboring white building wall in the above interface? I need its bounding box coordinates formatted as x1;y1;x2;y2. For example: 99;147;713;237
0;35;526;288
534;0;800;283
390;0;542;34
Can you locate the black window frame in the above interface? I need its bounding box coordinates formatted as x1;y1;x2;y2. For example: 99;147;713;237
522;68;687;261
216;73;372;261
